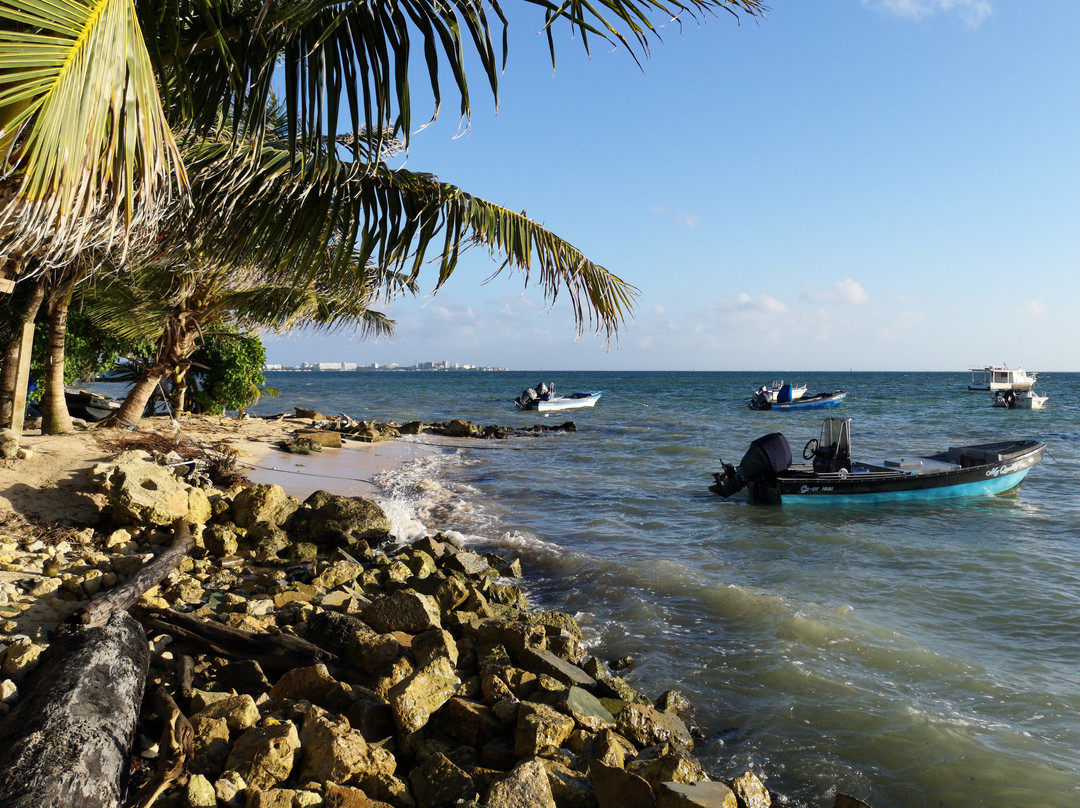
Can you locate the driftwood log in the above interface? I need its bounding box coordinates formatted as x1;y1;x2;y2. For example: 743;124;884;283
0;611;149;808
142;608;337;671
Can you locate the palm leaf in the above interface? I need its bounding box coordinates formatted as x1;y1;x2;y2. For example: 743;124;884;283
0;0;186;261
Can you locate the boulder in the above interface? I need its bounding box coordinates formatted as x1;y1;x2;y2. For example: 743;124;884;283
441;419;480;438
223;721;300;789
306;493;393;548
627;745;707;789
616;703;694;752
107;461;191;526
486;758;557;808
408;752;477;808
590;760;656;808
439;698;506;747
518;646;596;690
655;781;737;808
190;693;261;733
349;632;401;675
322;782;396;807
296;708;396;784
412;627;458;668
565;686;616;732
363;590;441;634
387;656;460;734
231;484;296;529
513;701;575;757
269;663;352;711
730;771;770;808
542;759;598;808
294;429;343;448
190;715;230;777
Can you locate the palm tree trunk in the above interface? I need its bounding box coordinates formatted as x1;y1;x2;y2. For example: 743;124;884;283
40;281;74;435
115;368;166;427
0;275;45;430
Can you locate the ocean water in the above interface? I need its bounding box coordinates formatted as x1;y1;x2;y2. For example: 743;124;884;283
135;370;1080;806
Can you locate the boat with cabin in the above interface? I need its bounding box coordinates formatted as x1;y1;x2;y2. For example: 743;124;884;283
709;417;1044;504
968;365;1037;391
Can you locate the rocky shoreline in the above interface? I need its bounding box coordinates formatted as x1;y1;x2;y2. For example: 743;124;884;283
0;425;872;808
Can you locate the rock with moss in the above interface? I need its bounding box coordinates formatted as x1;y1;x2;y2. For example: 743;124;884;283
305;493;393;548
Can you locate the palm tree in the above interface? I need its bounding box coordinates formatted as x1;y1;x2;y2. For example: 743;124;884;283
85;258;400;427
0;0;766;433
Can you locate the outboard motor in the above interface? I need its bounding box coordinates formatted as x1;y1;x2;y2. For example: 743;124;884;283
711;432;793;498
514;387;538;410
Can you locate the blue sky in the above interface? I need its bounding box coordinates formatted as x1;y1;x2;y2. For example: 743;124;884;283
264;0;1079;372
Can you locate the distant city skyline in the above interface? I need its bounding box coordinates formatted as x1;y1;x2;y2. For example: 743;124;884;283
266;2;1080;373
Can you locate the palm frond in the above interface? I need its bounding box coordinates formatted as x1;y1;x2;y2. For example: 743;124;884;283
0;0;186;263
173;138;636;337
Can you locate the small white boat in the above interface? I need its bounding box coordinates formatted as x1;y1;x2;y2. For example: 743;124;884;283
993;389;1049;410
514;382;601;411
752;381;807;404
968;365;1037;391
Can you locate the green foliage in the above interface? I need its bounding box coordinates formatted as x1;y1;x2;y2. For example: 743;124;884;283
27;310;149;401
190;334;278;415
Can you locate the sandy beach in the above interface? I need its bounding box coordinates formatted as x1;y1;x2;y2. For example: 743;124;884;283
0;415;434;526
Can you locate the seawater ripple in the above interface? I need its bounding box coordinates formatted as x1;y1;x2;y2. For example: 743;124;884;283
183;370;1080;807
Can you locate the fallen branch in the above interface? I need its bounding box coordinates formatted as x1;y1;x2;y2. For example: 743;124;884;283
128;686;193;808
141;608;336;671
71;520;194;629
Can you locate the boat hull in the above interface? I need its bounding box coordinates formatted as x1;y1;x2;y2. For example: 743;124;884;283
712;438;1045;505
767;391;846;411
527;392;601;412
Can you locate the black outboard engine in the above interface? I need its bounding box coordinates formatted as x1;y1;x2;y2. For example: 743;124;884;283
514;387;538;410
711;432;792;498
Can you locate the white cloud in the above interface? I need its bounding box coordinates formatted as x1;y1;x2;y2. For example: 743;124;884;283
729;292;789;315
863;0;993;27
1019;299;1046;317
650;204;702;229
801;279;870;305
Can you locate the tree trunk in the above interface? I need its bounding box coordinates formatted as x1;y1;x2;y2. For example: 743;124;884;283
115;367;167;427
0;275;46;431
0;611;149;808
40;279;74;434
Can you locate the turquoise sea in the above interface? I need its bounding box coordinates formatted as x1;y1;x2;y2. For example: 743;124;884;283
136;370;1080;806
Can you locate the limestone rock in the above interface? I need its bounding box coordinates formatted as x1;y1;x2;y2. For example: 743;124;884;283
295;429;343;448
730;771;770;808
388;655;460;734
542;759;598;808
655;781;737;808
186;773;218;807
191;714;231;777
628;745;707;789
244;788;299;808
297;708;397;784
439;697;505;747
306;493;392;548
486;758;557;808
590;760;656;808
107;461;191;526
408;752;477;808
617;702;694;752
349;631;401;675
412;627;458;668
269;663;353;711
518;646;596;690
513;701;575;757
191;693;261;733
231;483;296;528
363;589;441;634
223;721;300;789
565;686;616;732
323;782;396;807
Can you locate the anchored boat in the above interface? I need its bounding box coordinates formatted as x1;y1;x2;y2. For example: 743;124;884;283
710;417;1044;504
749;389;846;411
514;382;601;412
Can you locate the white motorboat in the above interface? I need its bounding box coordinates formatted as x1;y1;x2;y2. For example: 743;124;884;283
968;365;1037;391
514;382;601;411
993;389;1049;410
